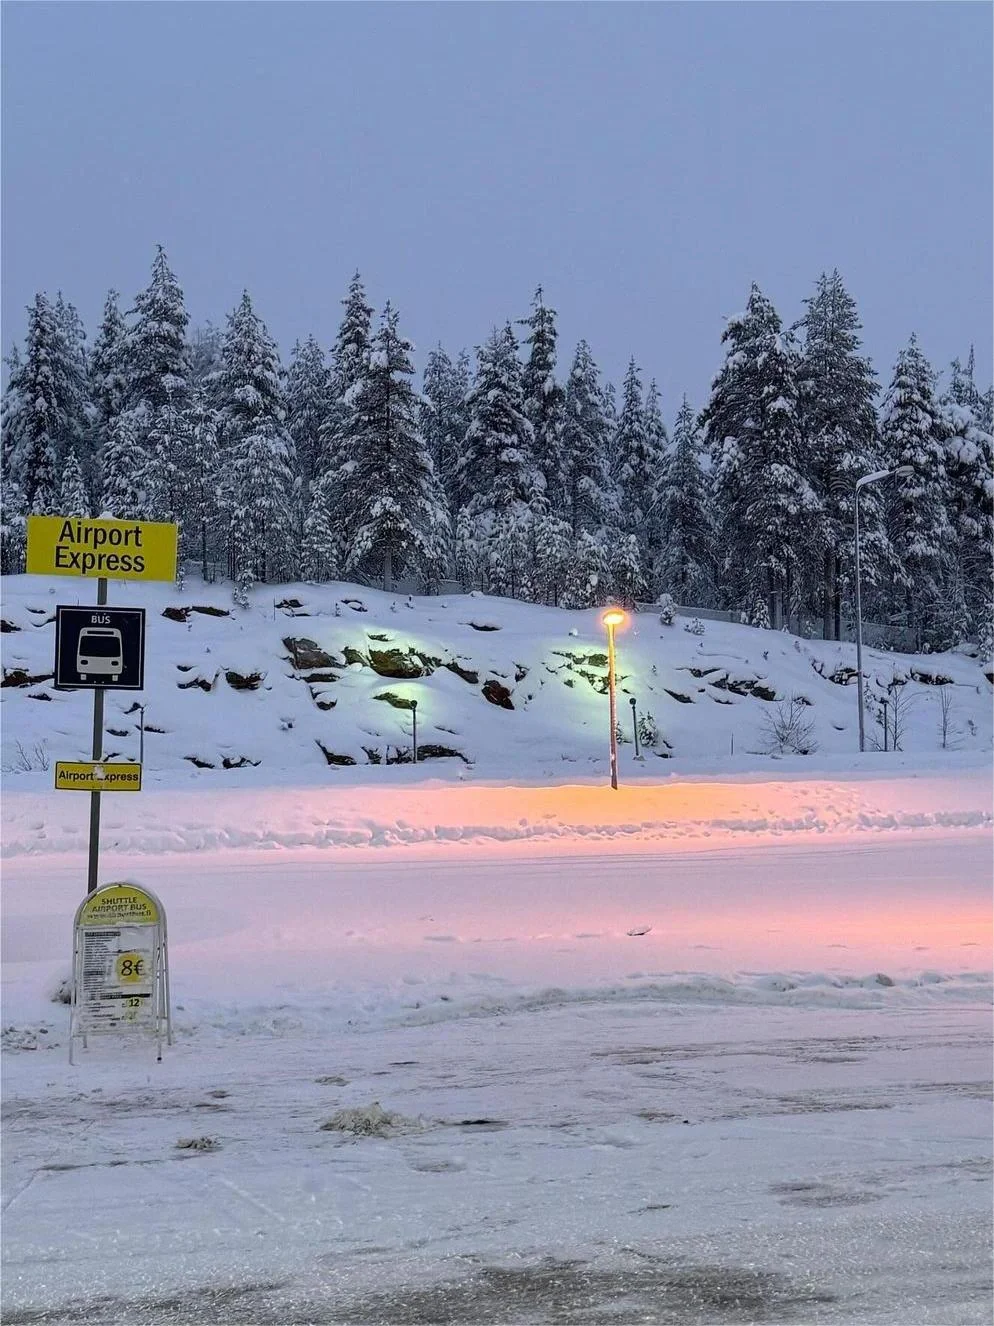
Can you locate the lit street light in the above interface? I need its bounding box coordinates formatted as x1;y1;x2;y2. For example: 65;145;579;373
602;608;626;790
854;465;914;751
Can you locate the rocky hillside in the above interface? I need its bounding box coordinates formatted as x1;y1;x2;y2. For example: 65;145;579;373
2;575;990;779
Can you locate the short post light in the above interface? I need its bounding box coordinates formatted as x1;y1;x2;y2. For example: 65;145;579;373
602;608;626;790
629;695;641;759
410;698;418;765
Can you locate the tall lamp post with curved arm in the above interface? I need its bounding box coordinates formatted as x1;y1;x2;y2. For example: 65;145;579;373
854;465;914;751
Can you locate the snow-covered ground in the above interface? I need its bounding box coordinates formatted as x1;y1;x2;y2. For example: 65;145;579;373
3;791;991;1323
3;575;991;778
2;579;991;1322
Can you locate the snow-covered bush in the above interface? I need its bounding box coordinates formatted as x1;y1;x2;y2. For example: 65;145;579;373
637;711;659;747
657;593;676;626
760;697;818;755
683;616;705;636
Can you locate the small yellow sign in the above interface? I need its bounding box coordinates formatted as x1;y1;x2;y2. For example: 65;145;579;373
55;761;143;793
79;884;159;926
26;515;178;582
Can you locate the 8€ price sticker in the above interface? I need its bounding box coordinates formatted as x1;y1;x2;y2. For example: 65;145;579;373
116;952;146;983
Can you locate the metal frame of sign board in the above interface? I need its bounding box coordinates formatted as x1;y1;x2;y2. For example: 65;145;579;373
54;605;146;691
69;882;172;1064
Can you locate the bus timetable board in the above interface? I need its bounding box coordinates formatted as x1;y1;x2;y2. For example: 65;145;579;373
70;882;171;1063
54;606;145;691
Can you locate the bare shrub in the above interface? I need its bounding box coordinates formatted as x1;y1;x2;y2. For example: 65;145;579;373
761;697;818;755
3;740;51;773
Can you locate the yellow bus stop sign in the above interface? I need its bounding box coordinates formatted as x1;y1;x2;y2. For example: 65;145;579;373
26;516;178;582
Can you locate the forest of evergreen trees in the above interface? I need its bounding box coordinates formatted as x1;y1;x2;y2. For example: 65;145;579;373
1;248;991;652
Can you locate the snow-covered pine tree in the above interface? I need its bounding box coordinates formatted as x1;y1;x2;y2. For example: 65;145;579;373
180;392;221;580
941;351;993;641
52;292;91;469
1;343;26;490
520;287;566;518
641;379;671;588
532;511;574;606
115;248;192;525
796;271;882;638
614;359;669;589
562;528;612;608
654;396;714;605
879;336;953;647
58;448;90;517
100;408;148;519
611;531;647;607
420;344;469;519
287;335;330;496
702;284;816;625
188;323;224;409
9;294;63;514
457;324;538;597
312;273;375;557
124;247;190;413
562;340;617;538
343;304;449;591
89;291;129;455
218;291;298;593
301;467;341;582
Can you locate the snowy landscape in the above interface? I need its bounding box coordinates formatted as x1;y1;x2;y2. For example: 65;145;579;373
2;578;992;1323
3;1;992;1322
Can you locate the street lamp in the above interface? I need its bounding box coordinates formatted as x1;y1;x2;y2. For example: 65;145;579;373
602;608;626;790
854;465;914;751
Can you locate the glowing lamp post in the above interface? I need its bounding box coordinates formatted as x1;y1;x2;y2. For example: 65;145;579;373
602;608;626;790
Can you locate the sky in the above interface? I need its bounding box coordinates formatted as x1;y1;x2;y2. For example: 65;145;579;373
2;1;991;408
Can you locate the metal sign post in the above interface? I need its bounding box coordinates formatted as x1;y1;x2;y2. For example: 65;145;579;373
70;881;171;1064
89;579;107;892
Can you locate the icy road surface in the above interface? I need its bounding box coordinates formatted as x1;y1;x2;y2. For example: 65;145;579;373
2;828;991;1323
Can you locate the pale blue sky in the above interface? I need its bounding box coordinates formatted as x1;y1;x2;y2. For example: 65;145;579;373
2;1;991;406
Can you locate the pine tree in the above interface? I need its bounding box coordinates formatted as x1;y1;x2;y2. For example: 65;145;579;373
343;304;449;590
188;323;224;404
532;511;573;606
89;291;128;453
611;531;646;607
287;335;330;495
520;287;566;517
179;393;221;579
562;528;612;608
314;273;374;552
941;352;993;640
100;408;148;518
12;295;62;514
654;397;714;604
879;336;953;645
58;448;90;517
615;360;669;583
421;344;469;515
562;340;616;537
218;291;298;590
301;467;341;582
124;246;190;412
796;271;882;638
702;284;816;623
52;292;91;465
458;324;537;596
116;249;192;527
